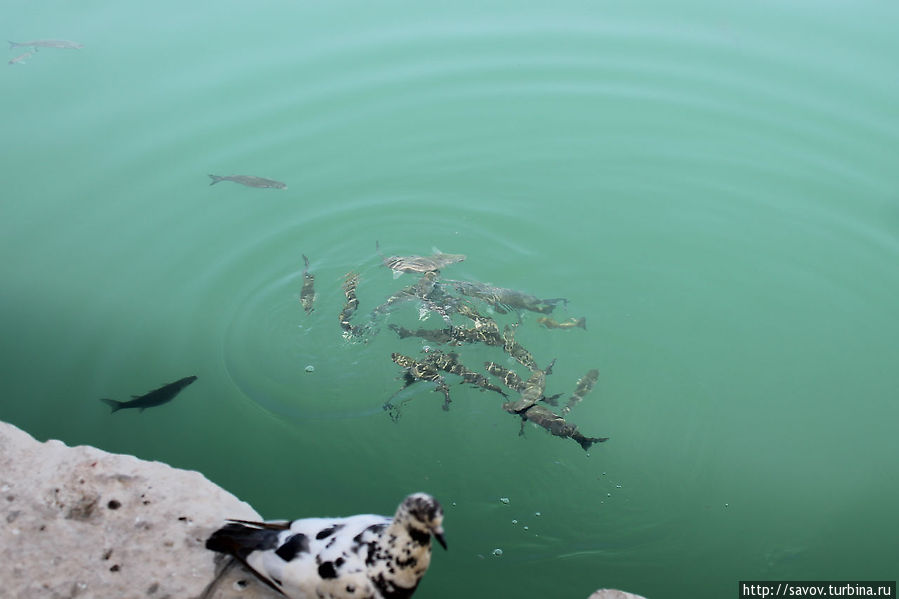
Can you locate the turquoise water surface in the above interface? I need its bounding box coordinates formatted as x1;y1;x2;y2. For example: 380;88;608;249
2;1;898;597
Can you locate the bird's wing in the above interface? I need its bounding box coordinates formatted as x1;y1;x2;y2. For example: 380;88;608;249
225;518;292;531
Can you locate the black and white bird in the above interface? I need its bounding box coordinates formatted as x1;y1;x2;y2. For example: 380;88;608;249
205;493;446;599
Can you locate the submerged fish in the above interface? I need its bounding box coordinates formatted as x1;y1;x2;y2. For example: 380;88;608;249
423;350;507;398
208;174;287;189
9;39;83;49
501;359;555;413
300;254;315;314
8;51;34;65
446;279;567;315
99;375;197;413
339;272;370;340
537;316;586;330
562;369;599;415
388;323;457;345
385;353;452;419
517;403;608;451
376;241;465;274
486;361;563;406
501;324;539;371
370;272;439;318
455;302;497;330
389;319;506;349
485;361;525;392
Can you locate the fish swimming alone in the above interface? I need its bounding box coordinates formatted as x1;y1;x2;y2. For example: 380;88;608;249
516;403;608;451
208;174;287;189
8;51;34;65
537;316;586;330
9;39;83;49
300;254;315;314
205;493;446;599
99;375;197;413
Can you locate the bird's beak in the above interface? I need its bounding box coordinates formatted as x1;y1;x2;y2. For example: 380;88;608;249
433;528;447;550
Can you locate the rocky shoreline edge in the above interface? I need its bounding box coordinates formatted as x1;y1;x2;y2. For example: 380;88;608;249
0;421;645;599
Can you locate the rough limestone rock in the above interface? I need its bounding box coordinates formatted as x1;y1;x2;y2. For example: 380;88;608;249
0;420;278;599
588;590;649;599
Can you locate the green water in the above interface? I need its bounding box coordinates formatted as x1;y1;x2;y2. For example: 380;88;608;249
3;1;898;597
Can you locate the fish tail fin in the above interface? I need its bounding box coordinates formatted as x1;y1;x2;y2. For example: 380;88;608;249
375;240;386;262
99;398;124;413
9;41;18;49
577;317;587;330
208;174;223;185
576;435;609;451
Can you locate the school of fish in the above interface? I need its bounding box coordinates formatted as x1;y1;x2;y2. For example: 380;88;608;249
327;243;606;452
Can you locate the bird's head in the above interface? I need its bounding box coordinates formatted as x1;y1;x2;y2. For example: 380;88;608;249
397;492;447;550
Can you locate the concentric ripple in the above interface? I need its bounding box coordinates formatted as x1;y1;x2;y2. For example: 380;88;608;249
3;2;899;595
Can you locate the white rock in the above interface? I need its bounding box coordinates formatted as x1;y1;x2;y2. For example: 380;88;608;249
0;420;272;598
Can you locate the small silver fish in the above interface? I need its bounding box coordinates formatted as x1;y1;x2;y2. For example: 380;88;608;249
208;174;287;189
8;51;34;65
9;39;83;49
537;316;586;330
